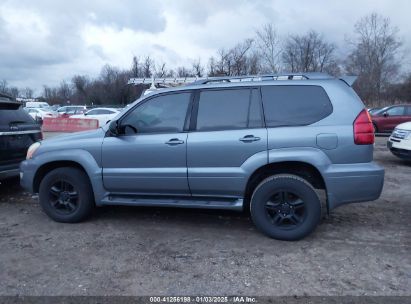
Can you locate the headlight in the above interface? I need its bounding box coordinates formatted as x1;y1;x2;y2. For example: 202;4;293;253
26;142;41;159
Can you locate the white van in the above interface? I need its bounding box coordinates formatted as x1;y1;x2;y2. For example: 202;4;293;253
25;101;50;109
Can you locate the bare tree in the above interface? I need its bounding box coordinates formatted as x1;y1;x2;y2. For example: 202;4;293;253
23;87;34;99
9;87;19;98
192;59;204;77
0;80;7;93
230;38;254;75
142;56;154;78
345;13;402;103
155;62;168;77
176;66;193;77
256;24;282;73
57;81;72;103
282;31;337;74
131;56;142;77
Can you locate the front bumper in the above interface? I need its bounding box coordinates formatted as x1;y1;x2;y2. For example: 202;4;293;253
387;138;411;160
19;159;37;192
0;168;20;180
324;162;384;210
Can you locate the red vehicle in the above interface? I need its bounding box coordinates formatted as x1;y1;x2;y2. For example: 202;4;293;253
371;105;411;133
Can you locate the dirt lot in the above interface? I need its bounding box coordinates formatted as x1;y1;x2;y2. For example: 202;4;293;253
0;136;409;296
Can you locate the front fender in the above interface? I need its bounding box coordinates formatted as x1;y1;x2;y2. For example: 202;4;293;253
20;149;107;204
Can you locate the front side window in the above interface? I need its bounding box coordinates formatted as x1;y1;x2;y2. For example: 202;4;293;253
122;92;191;133
386;106;405;116
196;89;262;131
261;85;333;127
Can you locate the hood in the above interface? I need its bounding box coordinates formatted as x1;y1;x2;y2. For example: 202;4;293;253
35;128;105;158
396;121;411;131
43;128;105;143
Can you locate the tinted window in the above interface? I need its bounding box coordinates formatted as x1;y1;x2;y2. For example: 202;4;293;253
386;106;405;116
261;85;332;127
122;92;191;133
0;107;35;126
98;109;115;114
196;89;262;131
406;106;411;115
87;109;102;115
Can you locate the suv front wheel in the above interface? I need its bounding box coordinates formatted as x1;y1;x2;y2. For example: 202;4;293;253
250;174;321;241
39;167;94;223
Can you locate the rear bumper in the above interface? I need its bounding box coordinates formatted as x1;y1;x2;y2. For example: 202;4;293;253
324;162;384;210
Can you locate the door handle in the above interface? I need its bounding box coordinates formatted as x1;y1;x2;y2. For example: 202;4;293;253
239;135;261;142
165;138;185;145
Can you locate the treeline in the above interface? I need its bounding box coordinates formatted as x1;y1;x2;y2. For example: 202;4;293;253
1;13;410;107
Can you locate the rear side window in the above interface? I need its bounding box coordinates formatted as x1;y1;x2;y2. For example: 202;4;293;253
261;85;332;127
386;106;405;116
196;89;263;131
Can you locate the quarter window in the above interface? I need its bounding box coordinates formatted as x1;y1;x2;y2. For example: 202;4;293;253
261;85;333;127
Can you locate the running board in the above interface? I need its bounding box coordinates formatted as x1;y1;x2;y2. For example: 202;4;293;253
100;195;244;211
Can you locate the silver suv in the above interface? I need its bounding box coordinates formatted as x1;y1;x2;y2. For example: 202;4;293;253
20;73;384;240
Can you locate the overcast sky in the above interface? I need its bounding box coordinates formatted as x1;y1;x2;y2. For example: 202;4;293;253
0;0;409;95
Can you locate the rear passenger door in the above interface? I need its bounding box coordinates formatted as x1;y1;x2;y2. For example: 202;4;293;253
187;88;267;197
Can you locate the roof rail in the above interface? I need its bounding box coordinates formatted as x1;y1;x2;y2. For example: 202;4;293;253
128;72;333;87
128;77;199;85
191;72;333;85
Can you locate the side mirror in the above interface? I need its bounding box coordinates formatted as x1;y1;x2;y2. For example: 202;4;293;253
108;120;138;136
108;120;120;136
383;112;388;117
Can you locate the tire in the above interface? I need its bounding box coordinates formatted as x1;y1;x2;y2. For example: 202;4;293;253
39;167;94;223
250;174;321;241
373;123;378;134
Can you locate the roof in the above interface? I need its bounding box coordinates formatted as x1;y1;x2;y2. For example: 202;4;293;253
0;92;20;105
130;73;357;97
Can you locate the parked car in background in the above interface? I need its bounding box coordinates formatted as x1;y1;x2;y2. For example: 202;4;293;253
0;94;42;180
71;108;120;127
368;107;382;115
20;73;384;241
49;104;61;111
57;106;88;117
24;107;58;122
371;105;411;133
25;101;50;109
387;122;411;161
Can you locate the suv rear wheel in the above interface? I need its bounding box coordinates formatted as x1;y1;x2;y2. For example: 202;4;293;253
250;174;321;241
39;167;94;223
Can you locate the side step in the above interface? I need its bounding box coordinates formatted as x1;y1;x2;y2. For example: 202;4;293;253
100;195;244;211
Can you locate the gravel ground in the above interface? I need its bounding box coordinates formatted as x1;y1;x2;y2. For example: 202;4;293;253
0;136;409;296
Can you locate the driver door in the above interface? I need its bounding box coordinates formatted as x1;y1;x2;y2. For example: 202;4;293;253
102;91;193;196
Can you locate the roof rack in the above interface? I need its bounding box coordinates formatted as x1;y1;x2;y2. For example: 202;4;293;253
128;77;199;85
128;72;333;87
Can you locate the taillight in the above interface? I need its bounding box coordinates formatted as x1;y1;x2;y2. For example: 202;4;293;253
354;109;374;145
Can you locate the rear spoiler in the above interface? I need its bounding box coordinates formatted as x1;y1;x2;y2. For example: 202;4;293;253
340;76;358;87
